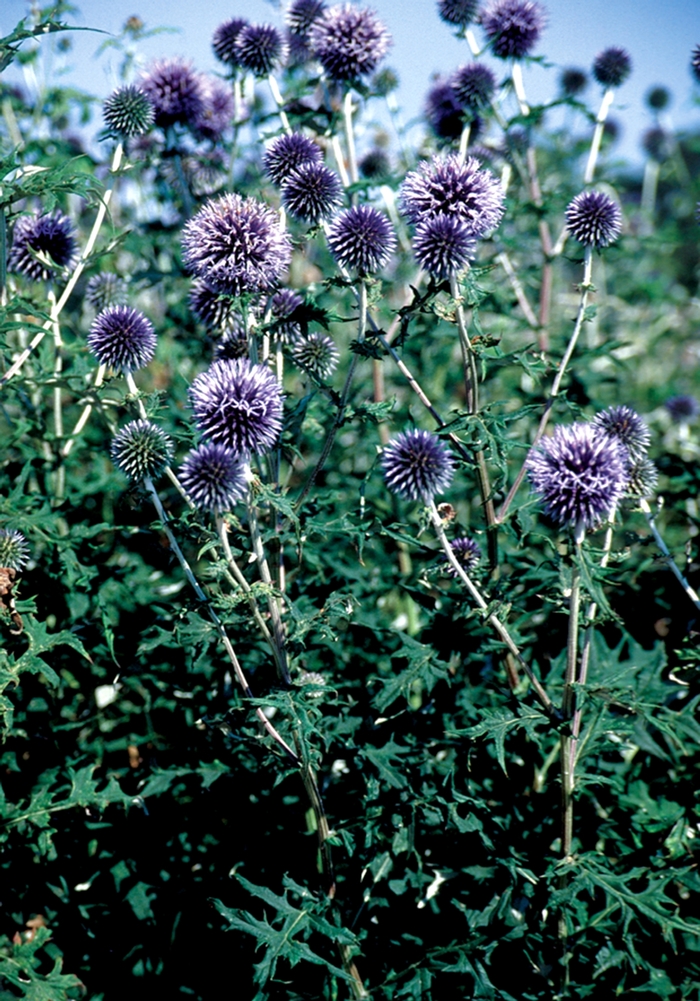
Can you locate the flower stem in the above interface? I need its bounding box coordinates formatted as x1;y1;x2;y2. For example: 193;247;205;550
584;87;615;184
343;90;358;185
246;493;291;685
62;364;107;458
268;73;292;134
639;497;700;610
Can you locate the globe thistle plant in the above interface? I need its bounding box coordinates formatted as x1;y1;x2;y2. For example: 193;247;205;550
326;204;397;275
285;30;313;67
263;133;324;186
441;536;481;575
181;193;292;296
642;127;671;162
665;395;700;423
359;149;391;179
292;331;339;379
646;85;670;111
691;43;700;84
625;457;658;499
413;215;476;280
189;358;284;454
110;420;174;481
189;280;241;332
437;0;479;27
215;326;250;361
382;428;455;502
270;289;304;343
452;64;497;112
9;211;78;282
87;306;157;373
425;79;465;141
85;272;128;311
399;155;505;237
286;0;327;35
565;190;622;248
0;529;30;573
212;17;248;67
234;23;287;77
193;77;235;142
480;0;546;60
103;85;154;137
179;442;248;513
140;58;204;129
592;47;632;88
309;4;392;82
559;67;587;96
591;405;651;460
282;162;343;223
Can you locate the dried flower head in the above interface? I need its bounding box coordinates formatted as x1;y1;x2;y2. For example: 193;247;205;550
140;58;204;129
282;162;343;223
425;79;465;141
442;536;481;575
270;289;304;343
592;47;632;88
480;0;546;60
85;272;128;311
399;154;504;237
560;67;587;97
452;63;497;111
526;422;628;532
193;77;235;141
0;529;30;572
565;190;622;248
234;23;287;76
179;442;248;513
625;457;658;499
665;394;700;423
591;406;650;460
286;0;327;35
691;44;700;84
413;215;476;279
110;419;174;481
212;18;248;66
382;428;455;502
189;358;284;454
327;204;396;274
309;4;391;82
292;331;339;379
182;193;291;296
88;306;156;372
9;211;77;282
263;132;324;186
437;0;479;27
103;85;154;137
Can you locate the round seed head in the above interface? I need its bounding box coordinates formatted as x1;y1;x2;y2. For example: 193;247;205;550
413;215;476;280
110;419;174;481
442;536;481;575
140;58;204;129
270;288;304;343
87;306;156;372
565;190;622;248
85;272;128;311
452;63;497;111
286;0;327;35
437;0;479;27
264;132;324;185
480;0;546;60
292;331;339;379
399;154;504;237
326;204;396;275
382;428;455;502
8;211;78;282
234;23;287;76
592;47;632;88
691;44;700;84
591;405;650;460
425;79;465;141
282;161;343;223
309;4;392;82
189;358;284;454
212;18;248;66
625;457;658;499
0;529;30;572
103;85;154;137
192;76;235;142
665;394;700;423
179;442;248;513
559;67;587;97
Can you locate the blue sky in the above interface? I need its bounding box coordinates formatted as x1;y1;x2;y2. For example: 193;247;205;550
2;0;699;166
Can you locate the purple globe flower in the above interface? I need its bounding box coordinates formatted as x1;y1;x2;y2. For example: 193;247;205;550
189;358;284;454
110;419;174;481
179;442;248;513
103;85;154;137
234;23;287;76
0;529;30;572
625;457;658;499
270;288;304;342
212;18;249;67
425;79;465;141
526;422;628;532
413;215;476;279
382;428;455;502
85;272;128;311
309;4;392;82
215;326;250;361
560;67;588;97
359;148;391;179
286;0;327;35
691;44;700;84
181;193;292;296
189;280;243;333
285;30;313;67
452;63;497;112
665;394;700;423
480;0;546;60
9;211;77;282
87;306;156;372
565;191;622;248
292;331;339;379
140;58;204;129
193;77;235;142
282;162;343;223
592;405;650;460
263;132;324;185
327;204;396;275
437;0;479;27
592;47;632;88
646;86;670;111
399;154;504;237
442;536;481;575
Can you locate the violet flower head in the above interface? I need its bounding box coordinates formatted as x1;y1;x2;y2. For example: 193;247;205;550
359;149;391;180
526;422;628;532
188;280;242;333
399;155;505;237
264;132;324;185
413;215;476;280
646;86;670;111
270;288;304;343
181;193;291;296
592;405;650;460
292;331;339;379
327;204;396;275
625;457;658;499
285;31;313;67
234;23;287;76
179;442;248;513
88;306;156;372
103;85;154;137
452;63;497;112
85;272;128;312
110;419;174;481
691;44;700;84
0;529;30;573
425;79;465;141
282;162;343;223
480;0;546;60
189;358;284;454
9;211;77;282
193;77;235;142
437;0;479;27
140;58;204;129
382;428;455;502
665;394;700;424
592;47;632;88
309;4;391;82
560;67;588;97
212;18;248;67
442;536;481;575
286;0;327;35
215;326;250;361
565;190;622;248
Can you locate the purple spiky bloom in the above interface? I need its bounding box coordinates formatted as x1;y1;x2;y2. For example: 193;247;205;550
665;394;700;423
189;358;284;454
234;23;287;76
592;47;632;88
212;18;248;67
270;289;304;343
382;428;455;502
140;58;204;129
437;0;479;26
85;272;129;311
285;30;313;66
0;529;30;573
592;405;650;460
87;306;156;372
625;457;658;499
110;419;174;481
193;77;235;141
179;442;248;513
560;67;588;97
309;4;391;82
691;44;700;84
8;211;77;282
184;151;229;198
182;193;291;296
263;132;324;185
103;85;154;137
189;279;242;332
292;331;339;378
282;162;343;223
359;149;391;179
326;204;396;275
480;0;546;59
452;63;497;111
413;215;476;279
286;0;327;35
215;326;249;361
565;191;622;248
425;79;465;141
399;154;504;237
442;536;481;575
646;86;670;111
526;423;628;532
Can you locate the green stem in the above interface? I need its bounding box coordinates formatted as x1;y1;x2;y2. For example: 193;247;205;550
246;492;291;685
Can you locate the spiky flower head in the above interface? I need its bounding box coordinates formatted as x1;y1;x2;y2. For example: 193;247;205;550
292;331;339;379
480;0;546;60
263;132;324;186
359;149;391;179
234;23;287;76
437;0;479;27
0;529;30;572
309;4;392;82
691;44;700;84
625;457;658;499
425;79;464;141
110;419;174;481
189;280;242;332
413;215;476;280
327;204;396;275
285;30;313;66
642;127;671;162
88;306;156;372
179;442;248;513
452;63;497;111
560;67;587;96
565;190;622;248
215;326;250;361
9;211;77;282
665;394;700;423
442;536;481;575
85;272;128;311
270;289;304;343
399;154;504;237
382;428;455;502
282;162;343;223
181;193;291;296
185;151;229;198
212;18;248;66
189;358;284;454
286;0;327;35
193;77;235;142
646;85;670;111
591;405;650;460
103;85;154;137
592;47;632;88
140;58;204;129
526;422;628;532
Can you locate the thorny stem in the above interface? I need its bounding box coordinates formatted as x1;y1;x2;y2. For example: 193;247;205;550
639;497;700;610
525;145;555;346
62;364;107;458
48;289;66;503
268;73;292;134
584;87;615;185
343;90;358;185
496;251;539;329
246;493;291;685
511;61;530;116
